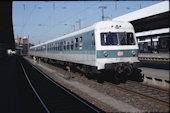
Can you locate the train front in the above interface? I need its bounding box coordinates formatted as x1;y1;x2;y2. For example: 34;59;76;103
95;21;139;79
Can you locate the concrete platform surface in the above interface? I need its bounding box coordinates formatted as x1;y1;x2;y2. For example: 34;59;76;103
139;53;169;58
139;67;169;89
139;67;169;80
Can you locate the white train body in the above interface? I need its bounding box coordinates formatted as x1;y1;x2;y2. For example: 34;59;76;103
29;21;139;73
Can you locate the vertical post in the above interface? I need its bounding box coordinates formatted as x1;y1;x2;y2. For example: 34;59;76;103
76;19;81;29
99;6;107;21
27;35;29;54
150;37;153;53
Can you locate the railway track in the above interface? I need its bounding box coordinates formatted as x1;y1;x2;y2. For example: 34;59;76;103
106;80;169;107
18;57;103;113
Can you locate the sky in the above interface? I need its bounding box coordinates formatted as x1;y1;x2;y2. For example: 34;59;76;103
12;1;162;45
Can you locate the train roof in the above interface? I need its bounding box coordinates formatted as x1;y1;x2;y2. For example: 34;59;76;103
30;20;133;49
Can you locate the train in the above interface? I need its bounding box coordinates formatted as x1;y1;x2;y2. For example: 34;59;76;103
29;20;140;81
138;35;169;53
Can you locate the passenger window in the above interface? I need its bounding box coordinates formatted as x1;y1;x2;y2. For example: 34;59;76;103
79;37;83;50
91;33;95;45
80;37;83;43
52;43;54;51
54;43;56;51
64;41;66;50
58;42;60;51
71;40;74;50
57;42;59;51
59;42;63;51
75;38;79;50
67;41;70;50
56;42;57;51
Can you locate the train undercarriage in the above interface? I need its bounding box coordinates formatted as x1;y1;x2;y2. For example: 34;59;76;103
31;56;143;83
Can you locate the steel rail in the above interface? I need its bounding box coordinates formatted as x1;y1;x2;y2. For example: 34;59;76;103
106;82;169;107
19;59;50;113
28;60;101;113
126;80;169;93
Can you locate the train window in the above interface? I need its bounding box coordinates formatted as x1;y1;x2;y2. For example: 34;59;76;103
75;38;78;50
53;43;56;51
63;41;66;50
91;33;95;45
80;37;83;43
57;42;59;51
71;40;74;50
79;37;83;50
51;43;53;51
118;32;135;45
101;32;135;45
43;46;45;51
48;44;50;51
50;44;51;51
49;44;51;51
60;42;63;51
52;43;54;51
101;32;117;45
56;42;58;51
67;41;70;50
58;42;60;51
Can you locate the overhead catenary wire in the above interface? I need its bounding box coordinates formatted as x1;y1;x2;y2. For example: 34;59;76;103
19;3;37;38
55;1;101;26
46;1;101;37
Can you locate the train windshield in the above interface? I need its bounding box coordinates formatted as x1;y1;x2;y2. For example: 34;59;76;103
101;32;135;46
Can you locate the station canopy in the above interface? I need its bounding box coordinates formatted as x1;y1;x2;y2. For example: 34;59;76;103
112;1;169;32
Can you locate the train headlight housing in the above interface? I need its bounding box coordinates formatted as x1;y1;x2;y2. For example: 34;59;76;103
131;51;136;56
103;51;108;57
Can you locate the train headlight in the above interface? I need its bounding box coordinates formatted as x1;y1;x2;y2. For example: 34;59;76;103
131;51;136;56
103;51;108;57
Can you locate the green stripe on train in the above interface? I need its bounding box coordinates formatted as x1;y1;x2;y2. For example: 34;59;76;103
96;49;138;58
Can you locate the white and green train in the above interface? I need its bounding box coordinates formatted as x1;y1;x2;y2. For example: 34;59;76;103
29;20;140;80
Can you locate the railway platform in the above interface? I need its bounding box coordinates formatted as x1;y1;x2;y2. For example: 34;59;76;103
0;55;46;113
139;53;169;62
139;67;169;89
138;53;169;89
